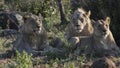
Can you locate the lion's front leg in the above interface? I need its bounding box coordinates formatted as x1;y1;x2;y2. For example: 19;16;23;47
68;37;80;50
69;37;80;45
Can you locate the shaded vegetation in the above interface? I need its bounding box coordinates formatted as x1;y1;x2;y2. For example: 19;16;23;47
0;0;120;68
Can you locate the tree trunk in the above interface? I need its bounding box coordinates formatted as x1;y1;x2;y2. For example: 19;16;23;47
57;0;67;25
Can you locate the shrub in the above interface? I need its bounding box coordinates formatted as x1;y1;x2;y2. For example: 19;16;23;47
14;51;33;68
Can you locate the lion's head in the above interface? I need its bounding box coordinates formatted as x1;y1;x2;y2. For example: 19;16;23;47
92;17;110;39
71;8;91;33
20;14;43;35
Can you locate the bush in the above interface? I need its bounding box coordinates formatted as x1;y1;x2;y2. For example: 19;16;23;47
14;51;33;68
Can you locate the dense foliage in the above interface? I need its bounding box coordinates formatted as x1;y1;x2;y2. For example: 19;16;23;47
0;0;120;67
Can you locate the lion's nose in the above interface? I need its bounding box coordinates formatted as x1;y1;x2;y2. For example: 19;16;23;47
76;25;80;27
103;29;107;33
102;30;107;34
37;25;40;29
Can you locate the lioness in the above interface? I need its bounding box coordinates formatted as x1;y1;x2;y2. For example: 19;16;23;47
13;14;49;54
74;17;120;57
65;8;93;48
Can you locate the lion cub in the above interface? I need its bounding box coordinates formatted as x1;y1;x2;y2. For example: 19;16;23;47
74;17;120;57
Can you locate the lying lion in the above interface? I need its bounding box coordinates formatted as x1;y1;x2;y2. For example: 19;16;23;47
65;8;93;49
75;17;120;57
13;13;49;54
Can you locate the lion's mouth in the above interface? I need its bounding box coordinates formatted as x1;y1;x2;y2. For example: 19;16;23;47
101;31;108;35
75;27;82;32
100;32;109;38
33;28;42;33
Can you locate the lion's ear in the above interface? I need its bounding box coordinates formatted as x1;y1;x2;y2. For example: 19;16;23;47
105;17;110;25
23;15;29;23
86;10;91;17
38;13;43;20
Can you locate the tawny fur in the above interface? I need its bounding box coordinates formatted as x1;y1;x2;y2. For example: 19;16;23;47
74;17;120;57
13;14;49;54
65;8;93;47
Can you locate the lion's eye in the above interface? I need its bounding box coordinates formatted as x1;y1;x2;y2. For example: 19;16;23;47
83;14;86;17
106;24;108;27
98;25;101;28
39;19;41;21
79;18;84;22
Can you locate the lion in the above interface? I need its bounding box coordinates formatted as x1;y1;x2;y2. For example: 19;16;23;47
74;17;120;57
13;13;49;54
90;57;116;68
65;8;93;48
